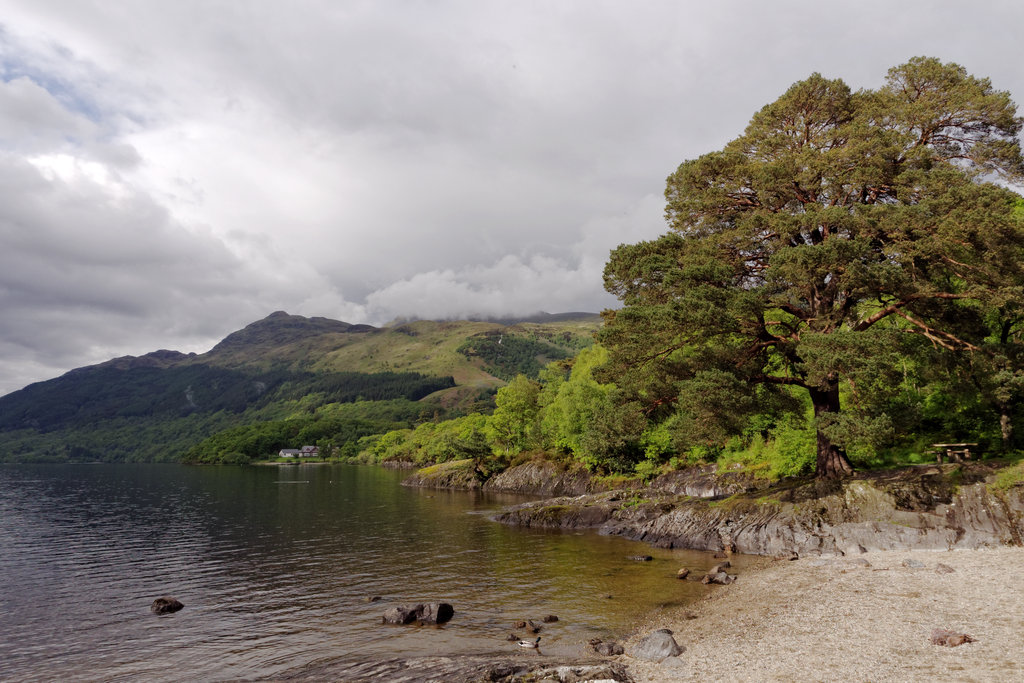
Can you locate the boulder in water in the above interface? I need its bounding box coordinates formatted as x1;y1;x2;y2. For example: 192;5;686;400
383;604;424;625
418;602;455;625
150;597;184;614
383;602;454;625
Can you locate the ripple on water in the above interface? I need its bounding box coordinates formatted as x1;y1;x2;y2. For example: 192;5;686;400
0;464;739;680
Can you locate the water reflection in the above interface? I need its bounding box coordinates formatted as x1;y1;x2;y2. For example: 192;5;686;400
0;464;742;681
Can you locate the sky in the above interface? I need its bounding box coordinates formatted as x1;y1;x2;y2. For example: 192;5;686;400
1;0;1023;396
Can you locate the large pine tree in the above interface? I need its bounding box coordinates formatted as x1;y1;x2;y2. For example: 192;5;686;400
601;58;1024;478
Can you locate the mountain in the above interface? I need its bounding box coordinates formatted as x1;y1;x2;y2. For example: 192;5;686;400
0;311;600;463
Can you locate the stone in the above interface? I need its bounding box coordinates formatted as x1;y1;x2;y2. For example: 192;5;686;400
709;561;731;574
631;629;684;662
542;614;559;623
676;567;690;579
701;571;736;585
930;629;975;647
513;620;527;629
418;602;455;625
150;597;184;614
505;633;519;641
594;641;625;656
544;664;631;682
844;543;867;555
935;563;956;574
383;604;424;625
902;558;926;569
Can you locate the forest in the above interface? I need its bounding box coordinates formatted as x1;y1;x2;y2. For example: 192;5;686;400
369;58;1024;481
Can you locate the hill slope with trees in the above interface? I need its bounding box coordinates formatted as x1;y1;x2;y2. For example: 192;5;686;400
0;311;599;463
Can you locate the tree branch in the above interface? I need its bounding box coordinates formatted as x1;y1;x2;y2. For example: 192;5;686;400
893;309;981;352
752;374;807;387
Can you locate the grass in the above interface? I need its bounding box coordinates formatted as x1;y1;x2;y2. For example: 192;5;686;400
989;460;1024;492
312;318;600;386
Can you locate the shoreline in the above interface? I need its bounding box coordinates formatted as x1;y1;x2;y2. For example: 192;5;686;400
386;460;1024;681
623;546;1024;682
274;547;1024;682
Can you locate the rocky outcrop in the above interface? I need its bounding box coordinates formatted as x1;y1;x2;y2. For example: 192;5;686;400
649;465;772;499
403;459;644;496
494;463;1024;556
483;460;596;496
416;459;645;496
400;460;484;491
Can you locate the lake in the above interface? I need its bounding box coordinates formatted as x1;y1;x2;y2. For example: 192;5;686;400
0;463;735;681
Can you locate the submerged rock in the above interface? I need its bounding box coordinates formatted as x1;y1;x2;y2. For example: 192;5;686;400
150;597;184;614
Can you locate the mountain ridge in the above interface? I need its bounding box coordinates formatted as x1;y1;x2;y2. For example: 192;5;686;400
0;310;600;463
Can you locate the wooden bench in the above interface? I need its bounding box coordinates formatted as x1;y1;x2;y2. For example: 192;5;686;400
929;443;980;463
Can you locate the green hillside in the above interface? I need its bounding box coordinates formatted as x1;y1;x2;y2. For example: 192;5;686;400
0;311;599;463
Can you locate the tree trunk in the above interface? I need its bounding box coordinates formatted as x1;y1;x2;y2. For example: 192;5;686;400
1000;408;1013;452
808;378;854;478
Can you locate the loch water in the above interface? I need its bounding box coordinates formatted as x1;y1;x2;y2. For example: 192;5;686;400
0;463;739;681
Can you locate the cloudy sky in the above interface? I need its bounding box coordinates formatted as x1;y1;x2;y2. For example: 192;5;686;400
1;1;1023;395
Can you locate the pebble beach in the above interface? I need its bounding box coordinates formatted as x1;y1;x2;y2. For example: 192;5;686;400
624;547;1024;682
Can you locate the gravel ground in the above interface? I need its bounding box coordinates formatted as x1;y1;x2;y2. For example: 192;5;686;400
624;547;1024;682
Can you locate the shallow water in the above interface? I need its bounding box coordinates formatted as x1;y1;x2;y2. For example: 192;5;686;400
0;463;737;681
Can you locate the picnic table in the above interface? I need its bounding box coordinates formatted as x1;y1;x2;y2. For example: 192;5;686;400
930;443;980;463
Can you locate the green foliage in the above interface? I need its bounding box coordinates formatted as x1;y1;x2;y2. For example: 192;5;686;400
458;332;576;381
486;376;543;452
600;57;1024;478
539;346;615;456
182;399;426;464
366;413;491;466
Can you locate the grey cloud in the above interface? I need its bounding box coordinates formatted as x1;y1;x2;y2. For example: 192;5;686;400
2;1;1024;395
0;76;98;150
